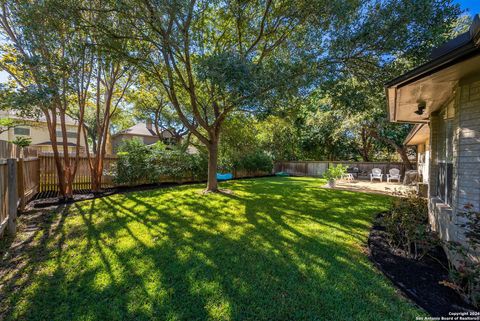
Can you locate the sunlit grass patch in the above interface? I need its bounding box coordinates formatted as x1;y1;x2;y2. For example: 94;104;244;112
0;177;425;321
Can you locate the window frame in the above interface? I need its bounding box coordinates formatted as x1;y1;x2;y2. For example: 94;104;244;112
435;114;454;206
13;127;30;136
56;130;77;139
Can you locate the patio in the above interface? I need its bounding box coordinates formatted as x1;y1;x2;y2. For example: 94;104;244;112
333;179;415;195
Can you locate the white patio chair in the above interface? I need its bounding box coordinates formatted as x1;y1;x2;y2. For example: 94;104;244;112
387;168;401;183
370;168;383;182
341;173;354;182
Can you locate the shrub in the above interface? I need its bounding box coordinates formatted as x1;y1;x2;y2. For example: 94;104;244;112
11;136;32;148
323;164;347;181
383;191;437;260
114;139;208;185
443;204;480;308
150;147;208;180
234;150;273;173
114;139;158;185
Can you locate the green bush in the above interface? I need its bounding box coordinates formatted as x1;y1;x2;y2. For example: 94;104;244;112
234;150;273;173
11;136;32;148
114;139;207;185
150;147;208;180
383;191;436;260
323;164;347;181
114;139;158;185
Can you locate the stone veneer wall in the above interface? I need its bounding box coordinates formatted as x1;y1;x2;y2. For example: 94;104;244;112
428;76;480;246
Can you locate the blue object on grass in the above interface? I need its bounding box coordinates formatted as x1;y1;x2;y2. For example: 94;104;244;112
275;172;290;176
217;173;233;181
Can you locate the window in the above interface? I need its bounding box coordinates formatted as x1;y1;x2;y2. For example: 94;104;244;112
436;118;453;206
56;131;77;139
14;127;30;136
437;162;453;205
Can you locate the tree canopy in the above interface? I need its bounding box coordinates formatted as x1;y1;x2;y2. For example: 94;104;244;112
0;0;468;193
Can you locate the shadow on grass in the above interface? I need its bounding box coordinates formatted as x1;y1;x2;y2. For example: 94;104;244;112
0;177;420;321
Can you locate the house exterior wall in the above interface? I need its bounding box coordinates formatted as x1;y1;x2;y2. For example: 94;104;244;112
111;134;160;152
0;120;86;153
456;77;480;213
428;75;480;246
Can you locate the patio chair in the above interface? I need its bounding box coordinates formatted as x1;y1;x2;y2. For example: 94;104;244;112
386;168;401;183
370;168;383;182
341;173;354;182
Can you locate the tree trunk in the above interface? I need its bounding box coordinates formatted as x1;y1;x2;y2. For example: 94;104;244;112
59;109;75;199
359;127;372;161
357;147;370;162
91;163;101;193
44;109;69;199
206;141;219;192
396;146;413;170
369;129;412;170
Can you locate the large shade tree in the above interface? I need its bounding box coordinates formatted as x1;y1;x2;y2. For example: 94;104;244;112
0;0;93;198
87;0;353;192
127;76;191;146
319;0;465;167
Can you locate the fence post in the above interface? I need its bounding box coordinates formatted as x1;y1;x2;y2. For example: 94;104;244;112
17;157;25;212
7;159;18;236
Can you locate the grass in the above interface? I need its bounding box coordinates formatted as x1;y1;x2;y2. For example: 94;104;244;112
0;177;424;321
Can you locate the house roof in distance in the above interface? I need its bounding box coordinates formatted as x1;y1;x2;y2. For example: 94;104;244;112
0;110;79;126
35;141;79;147
113;122;157;137
112;123;174;138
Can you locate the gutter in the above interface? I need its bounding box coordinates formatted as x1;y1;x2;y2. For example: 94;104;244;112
387;15;480;89
386;42;479;89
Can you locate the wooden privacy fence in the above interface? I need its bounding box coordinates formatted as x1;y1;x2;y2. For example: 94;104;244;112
274;161;415;179
18;158;40;208
0;159;11;237
38;155;273;192
0;157;39;238
233;168;273;179
0;140;38;159
0;139;41;238
274;161;328;177
39;154;117;192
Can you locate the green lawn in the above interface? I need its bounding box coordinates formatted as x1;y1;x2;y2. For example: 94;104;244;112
0;177;424;321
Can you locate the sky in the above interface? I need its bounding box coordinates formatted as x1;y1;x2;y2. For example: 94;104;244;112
0;1;479;84
458;0;480;15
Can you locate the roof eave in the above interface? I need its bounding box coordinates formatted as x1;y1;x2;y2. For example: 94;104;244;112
386;14;480;90
385;43;479;89
403;124;423;146
386;14;480;123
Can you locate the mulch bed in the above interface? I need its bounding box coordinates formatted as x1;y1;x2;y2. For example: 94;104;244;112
28;181;199;209
368;214;478;316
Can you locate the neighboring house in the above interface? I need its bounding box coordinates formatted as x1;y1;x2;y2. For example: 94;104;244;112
0;110;86;154
386;15;480;247
111;120;174;152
